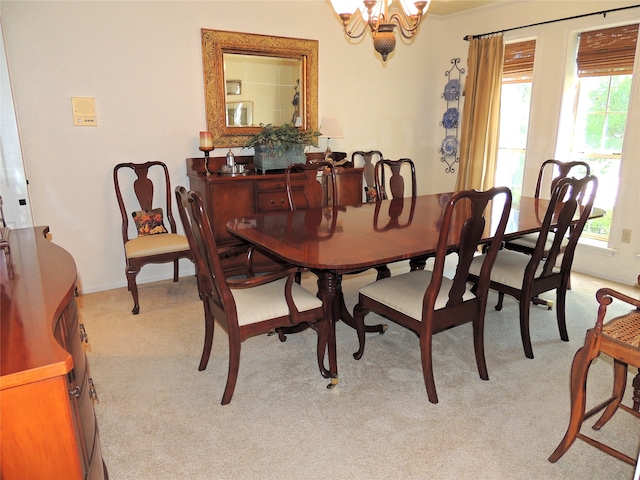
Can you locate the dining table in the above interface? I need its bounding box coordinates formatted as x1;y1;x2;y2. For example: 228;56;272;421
226;192;595;388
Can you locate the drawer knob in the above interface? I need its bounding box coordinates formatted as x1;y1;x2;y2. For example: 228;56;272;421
68;386;81;398
79;323;89;343
270;199;274;205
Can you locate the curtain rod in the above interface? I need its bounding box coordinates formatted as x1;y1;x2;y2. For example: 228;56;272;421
463;4;640;41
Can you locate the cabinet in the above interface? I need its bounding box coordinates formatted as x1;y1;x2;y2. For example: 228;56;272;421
1;227;107;480
187;155;363;275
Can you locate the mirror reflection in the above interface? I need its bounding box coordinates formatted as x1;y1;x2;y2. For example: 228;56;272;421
224;54;304;127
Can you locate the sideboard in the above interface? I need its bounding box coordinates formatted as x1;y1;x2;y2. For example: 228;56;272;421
1;227;108;479
186;155;364;275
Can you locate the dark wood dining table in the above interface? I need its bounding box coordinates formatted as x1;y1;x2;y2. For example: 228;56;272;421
226;192;582;387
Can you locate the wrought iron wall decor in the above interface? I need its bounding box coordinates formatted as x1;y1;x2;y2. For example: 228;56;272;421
439;58;464;173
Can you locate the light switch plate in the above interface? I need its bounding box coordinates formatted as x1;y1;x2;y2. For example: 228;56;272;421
71;97;97;126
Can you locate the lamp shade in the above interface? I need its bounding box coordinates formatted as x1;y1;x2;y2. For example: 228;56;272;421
320;117;344;139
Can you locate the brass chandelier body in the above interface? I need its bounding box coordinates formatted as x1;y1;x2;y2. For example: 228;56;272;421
329;1;429;61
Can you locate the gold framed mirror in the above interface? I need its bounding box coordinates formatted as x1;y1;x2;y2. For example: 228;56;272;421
201;29;318;148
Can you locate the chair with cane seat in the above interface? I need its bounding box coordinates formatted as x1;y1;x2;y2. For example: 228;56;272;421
549;274;640;466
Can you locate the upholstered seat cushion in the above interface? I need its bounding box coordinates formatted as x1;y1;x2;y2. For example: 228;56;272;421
359;270;475;321
125;233;190;258
469;249;544;290
232;278;323;326
507;231;569;251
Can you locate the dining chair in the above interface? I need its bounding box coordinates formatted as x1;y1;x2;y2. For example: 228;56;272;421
175;186;330;405
548;274;640;466
504;159;591;255
113;161;192;314
351;150;383;202
353;187;512;404
374;157;427;276
468;175;598;359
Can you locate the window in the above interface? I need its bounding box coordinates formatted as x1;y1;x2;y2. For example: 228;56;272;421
496;40;535;197
569;24;638;241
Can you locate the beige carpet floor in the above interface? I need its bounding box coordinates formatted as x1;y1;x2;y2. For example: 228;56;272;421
79;262;640;479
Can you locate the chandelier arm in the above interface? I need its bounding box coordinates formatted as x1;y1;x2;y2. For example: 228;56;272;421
388;12;422;38
341;9;370;40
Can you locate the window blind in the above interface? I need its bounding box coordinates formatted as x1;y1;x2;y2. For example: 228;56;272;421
577;24;638;77
503;39;536;83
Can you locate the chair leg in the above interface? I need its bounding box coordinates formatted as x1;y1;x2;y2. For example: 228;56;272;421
172;258;179;282
352;303;369;360
556;286;569;342
126;265;141;315
495;292;505;311
592;359;627;430
633;368;640;412
221;337;241;405
198;306;215;371
472;315;489;381
419;330;438;404
519;296;534;359
548;342;597;463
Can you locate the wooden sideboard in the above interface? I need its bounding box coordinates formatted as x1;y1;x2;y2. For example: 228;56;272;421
186;155;364;275
1;227;107;480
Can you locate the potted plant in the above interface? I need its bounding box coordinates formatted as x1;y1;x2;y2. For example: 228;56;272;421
246;123;321;173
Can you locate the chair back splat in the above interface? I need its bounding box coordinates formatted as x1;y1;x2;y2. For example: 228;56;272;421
175;186;329;405
113;161;191;314
353;187;512;404
374;158;417;200
351;150;383;202
285;161;337;210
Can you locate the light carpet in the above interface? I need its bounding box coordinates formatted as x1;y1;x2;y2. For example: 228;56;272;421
79;263;640;479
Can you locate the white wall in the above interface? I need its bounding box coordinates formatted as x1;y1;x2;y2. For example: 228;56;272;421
1;0;639;291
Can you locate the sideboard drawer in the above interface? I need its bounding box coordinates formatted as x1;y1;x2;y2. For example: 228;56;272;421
257;191;289;212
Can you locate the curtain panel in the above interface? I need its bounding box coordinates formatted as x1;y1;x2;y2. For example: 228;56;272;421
455;34;504;192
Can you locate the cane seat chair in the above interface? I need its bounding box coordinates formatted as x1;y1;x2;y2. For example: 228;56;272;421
468;175;598;359
175;186;330;405
351;150;383;202
113;161;192;314
548;275;640;466
504;159;591;255
353;187;512;403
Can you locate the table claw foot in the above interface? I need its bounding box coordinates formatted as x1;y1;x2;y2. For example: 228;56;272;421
326;376;339;389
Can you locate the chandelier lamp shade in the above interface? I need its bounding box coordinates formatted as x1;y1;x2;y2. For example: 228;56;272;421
328;0;430;61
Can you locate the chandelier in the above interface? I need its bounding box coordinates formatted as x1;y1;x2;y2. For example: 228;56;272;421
328;1;430;61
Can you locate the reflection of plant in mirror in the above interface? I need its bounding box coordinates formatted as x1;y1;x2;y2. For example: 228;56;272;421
245;123;321;156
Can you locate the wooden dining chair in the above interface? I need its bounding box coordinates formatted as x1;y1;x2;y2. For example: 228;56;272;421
548;275;640;466
285;161;337;210
374;158;417;201
351;150;383;202
353;187;512;403
468;175;598;359
504;159;591;255
175;186;330;405
113;161;192;314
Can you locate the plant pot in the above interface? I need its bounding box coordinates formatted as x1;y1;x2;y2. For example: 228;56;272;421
254;145;306;174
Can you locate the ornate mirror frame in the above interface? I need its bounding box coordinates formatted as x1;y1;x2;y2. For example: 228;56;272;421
201;29;319;148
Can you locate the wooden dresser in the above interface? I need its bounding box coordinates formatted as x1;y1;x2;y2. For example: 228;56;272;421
1;227;107;480
187;155;363;274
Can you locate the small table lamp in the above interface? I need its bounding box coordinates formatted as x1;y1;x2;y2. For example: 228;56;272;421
319;117;343;156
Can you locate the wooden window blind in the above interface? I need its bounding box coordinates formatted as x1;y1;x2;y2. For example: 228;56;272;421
577;24;638;77
503;39;536;84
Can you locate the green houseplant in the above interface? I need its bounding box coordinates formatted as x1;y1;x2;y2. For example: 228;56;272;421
246;123;321;173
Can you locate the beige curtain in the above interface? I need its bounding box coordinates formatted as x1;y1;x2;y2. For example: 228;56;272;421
455;34;504;192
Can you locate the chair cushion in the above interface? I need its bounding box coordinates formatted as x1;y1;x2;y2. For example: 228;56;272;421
125;233;189;258
507;232;569;251
359;270;474;321
232;278;323;326
469;249;544;290
132;208;168;236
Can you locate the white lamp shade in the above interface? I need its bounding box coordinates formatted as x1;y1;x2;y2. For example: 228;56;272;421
329;0;362;15
320;117;344;139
